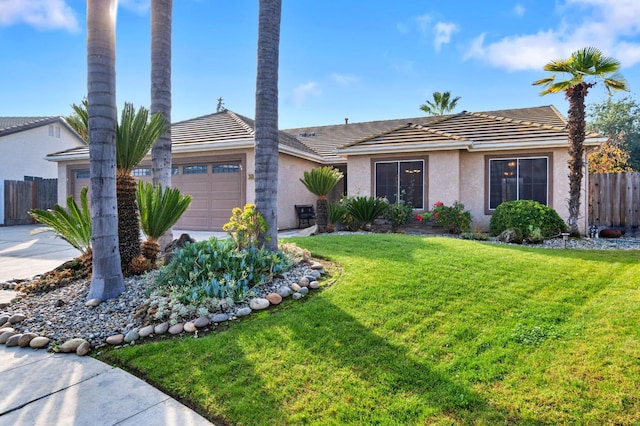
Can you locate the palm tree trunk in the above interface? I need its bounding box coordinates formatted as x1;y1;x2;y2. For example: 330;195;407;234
316;196;328;233
116;172;141;271
566;83;590;236
87;0;124;300
150;0;173;250
254;0;281;251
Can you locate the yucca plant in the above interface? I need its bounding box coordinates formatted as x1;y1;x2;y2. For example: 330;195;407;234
343;196;389;231
299;166;343;232
116;103;170;271
327;202;346;232
137;181;192;261
29;186;92;256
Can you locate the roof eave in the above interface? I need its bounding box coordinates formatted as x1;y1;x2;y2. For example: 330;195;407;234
337;141;472;155
468;137;607;152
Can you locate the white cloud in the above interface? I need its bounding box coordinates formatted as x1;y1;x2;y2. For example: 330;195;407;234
514;4;526;16
416;14;432;37
464;0;640;70
331;73;359;86
291;82;321;105
119;0;150;14
0;0;79;32
433;21;459;51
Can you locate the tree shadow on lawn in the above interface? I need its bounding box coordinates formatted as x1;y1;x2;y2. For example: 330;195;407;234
276;296;537;424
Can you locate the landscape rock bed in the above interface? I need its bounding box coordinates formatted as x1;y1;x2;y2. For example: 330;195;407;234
0;260;326;355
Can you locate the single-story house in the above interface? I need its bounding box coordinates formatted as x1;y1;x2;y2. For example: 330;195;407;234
47;105;606;234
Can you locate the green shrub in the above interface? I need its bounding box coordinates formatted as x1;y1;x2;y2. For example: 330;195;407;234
419;200;472;234
460;232;489;241
489;200;567;238
155;237;292;304
383;199;414;231
342;196;388;230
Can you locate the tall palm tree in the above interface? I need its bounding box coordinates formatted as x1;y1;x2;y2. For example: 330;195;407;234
533;46;627;235
86;0;124;300
150;0;173;250
420;91;461;115
116;103;169;271
254;0;281;251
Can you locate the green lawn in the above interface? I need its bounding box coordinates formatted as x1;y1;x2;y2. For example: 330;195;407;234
101;235;640;425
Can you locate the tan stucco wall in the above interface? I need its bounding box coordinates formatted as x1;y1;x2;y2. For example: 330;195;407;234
346;147;590;234
55;149;320;231
3;125;82;181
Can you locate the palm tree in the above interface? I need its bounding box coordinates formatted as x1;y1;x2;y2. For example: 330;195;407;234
150;1;172;188
136;181;191;261
150;0;173;251
66;99;89;141
254;0;281;251
86;0;124;300
300;166;344;232
533;47;627;235
116;103;170;271
420;91;461;115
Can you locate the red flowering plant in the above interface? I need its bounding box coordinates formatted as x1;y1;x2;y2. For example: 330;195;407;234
417;200;472;234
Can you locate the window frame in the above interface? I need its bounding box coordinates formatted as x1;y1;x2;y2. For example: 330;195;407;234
372;157;427;210
485;153;553;214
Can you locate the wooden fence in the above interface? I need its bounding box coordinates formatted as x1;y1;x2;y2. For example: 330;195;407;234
4;179;58;226
588;172;640;227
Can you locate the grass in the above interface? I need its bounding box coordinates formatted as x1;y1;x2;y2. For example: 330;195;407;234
100;234;640;425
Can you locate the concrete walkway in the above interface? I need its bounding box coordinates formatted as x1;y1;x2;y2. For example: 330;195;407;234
0;224;308;425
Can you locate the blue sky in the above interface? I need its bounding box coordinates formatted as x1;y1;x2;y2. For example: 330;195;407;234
2;0;640;129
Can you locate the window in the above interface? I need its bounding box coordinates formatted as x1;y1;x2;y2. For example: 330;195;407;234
489;157;548;209
183;165;208;174
48;125;60;138
132;167;151;177
212;163;240;173
374;160;424;209
171;166;179;175
76;170;90;179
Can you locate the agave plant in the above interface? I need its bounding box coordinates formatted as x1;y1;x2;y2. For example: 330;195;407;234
29;186;92;256
137;181;192;261
116;103;170;270
299;166;343;232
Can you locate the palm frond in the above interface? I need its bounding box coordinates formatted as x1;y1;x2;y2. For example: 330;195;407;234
66;98;89;142
116;103;170;172
299;166;344;197
137;181;192;240
28;187;92;254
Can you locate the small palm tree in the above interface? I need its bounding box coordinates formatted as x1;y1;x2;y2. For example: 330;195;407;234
136;181;191;261
299;166;344;232
533;46;627;235
116;103;170;270
420;91;461;115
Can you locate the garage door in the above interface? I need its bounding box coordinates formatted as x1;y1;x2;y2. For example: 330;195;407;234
71;163;242;231
172;162;242;230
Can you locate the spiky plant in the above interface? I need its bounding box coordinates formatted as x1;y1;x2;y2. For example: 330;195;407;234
299;166;344;232
116;103;170;271
343;196;388;231
29;186;92;256
136;181;191;261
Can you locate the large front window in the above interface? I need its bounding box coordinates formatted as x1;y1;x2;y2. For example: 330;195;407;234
489;157;548;209
375;160;424;209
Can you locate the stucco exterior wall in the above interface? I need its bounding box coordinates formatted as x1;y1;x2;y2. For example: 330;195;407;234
2;125;83;181
346;147;589;234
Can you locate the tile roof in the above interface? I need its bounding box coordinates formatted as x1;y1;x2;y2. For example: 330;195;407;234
284;105;571;159
336;106;604;153
0;116;61;137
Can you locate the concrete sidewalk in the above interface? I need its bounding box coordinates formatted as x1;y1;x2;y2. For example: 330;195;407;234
0;224;307;425
0;346;212;425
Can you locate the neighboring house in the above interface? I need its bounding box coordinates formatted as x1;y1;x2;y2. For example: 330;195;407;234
47;106;605;233
0;117;86;181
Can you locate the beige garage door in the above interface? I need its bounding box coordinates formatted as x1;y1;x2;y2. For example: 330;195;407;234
71;163;242;231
